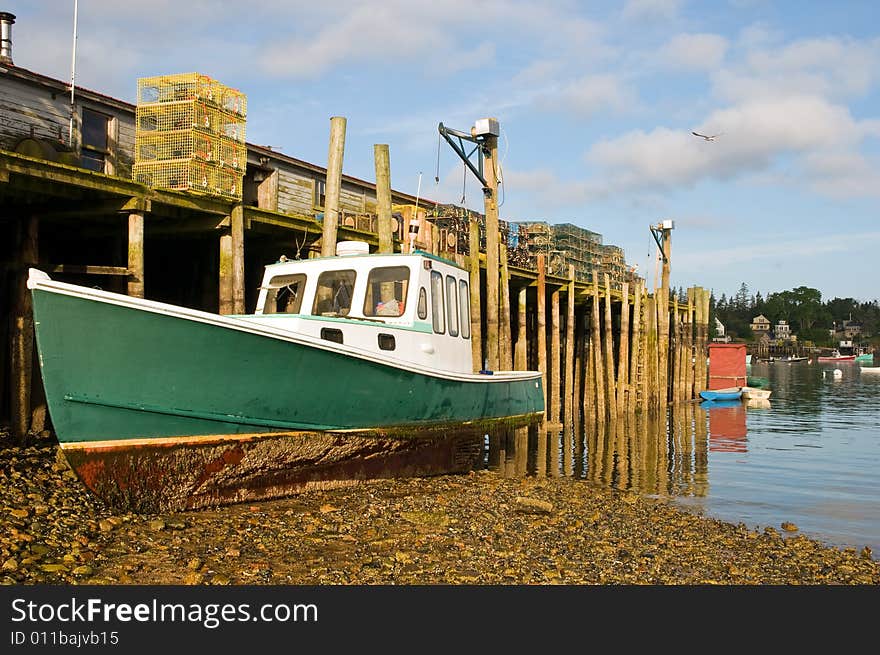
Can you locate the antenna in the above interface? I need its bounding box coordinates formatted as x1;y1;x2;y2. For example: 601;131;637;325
408;172;423;253
68;0;78;147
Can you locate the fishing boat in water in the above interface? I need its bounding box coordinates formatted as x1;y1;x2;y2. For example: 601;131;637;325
740;386;772;400
27;243;545;512
817;350;857;362
699;387;743;402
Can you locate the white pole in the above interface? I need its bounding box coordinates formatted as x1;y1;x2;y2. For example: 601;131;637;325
409;172;423;253
68;0;78;147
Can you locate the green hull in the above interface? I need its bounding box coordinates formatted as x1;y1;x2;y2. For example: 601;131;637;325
31;286;544;444
856;353;873;363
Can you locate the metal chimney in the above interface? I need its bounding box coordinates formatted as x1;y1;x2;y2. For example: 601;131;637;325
0;12;14;65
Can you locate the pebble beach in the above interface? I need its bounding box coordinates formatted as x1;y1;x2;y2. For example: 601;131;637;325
1;434;878;586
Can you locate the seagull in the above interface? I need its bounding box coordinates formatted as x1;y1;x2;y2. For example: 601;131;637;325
692;131;722;141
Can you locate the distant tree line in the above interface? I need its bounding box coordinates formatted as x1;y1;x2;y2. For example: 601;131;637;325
704;283;880;346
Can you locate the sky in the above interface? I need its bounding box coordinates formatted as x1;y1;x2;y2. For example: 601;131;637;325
6;1;879;303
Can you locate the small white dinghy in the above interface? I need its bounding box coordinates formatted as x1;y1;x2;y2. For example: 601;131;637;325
740;386;772;400
859;366;880;375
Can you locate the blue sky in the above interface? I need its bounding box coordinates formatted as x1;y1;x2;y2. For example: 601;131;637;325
7;1;879;302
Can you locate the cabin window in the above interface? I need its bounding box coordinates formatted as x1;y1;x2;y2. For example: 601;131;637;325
417;288;428;320
378;333;396;351
262;273;306;314
459;279;470;339
320;327;343;344
363;266;409;318
445;275;459;337
312;270;356;316
430;271;445;334
81;108;111;173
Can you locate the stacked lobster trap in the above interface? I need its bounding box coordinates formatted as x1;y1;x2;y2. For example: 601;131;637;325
132;73;247;200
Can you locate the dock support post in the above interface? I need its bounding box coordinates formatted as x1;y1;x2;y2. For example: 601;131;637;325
500;243;512;370
374;144;394;254
515;286;527;370
603;274;617;420
468;218;482;371
563;265;575;476
232;203;245;314
591;275;606;424
127;212;144;299
617;281;630;415
321;116;346;257
10;214;38;445
550;284;561;476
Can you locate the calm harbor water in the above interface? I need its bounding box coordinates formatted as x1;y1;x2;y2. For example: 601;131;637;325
485;359;880;555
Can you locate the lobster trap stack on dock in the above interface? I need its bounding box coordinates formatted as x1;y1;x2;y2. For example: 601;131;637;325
132;72;247;200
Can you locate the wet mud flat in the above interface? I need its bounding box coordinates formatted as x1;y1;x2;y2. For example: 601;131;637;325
1;438;878;585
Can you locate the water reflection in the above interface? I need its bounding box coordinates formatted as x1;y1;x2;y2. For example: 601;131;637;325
486;402;742;499
483;357;880;553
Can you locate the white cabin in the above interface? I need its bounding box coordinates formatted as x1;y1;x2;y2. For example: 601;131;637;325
240;242;475;374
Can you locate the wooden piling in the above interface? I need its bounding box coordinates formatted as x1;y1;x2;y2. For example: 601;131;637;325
629;281;643;412
373;144;394;254
672;298;681;403
616;281;630;415
320;116;346;257
483;134;501;371
468;218;482;371
537;254;548;413
573;307;584;438
591;275;606;423
700;288;711;393
657;285;669;409
499;243;512;370
563;265;575;476
645;294;658;413
10;214;38;445
231;203;245;314
603;273;617;419
218;230;233;315
686;287;696;400
515;286;527;370
127;212;144;299
550;285;561;476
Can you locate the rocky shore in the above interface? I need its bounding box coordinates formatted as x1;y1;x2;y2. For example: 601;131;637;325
1;435;877;585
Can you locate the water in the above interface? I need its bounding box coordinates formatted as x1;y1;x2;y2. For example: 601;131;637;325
485;359;880;555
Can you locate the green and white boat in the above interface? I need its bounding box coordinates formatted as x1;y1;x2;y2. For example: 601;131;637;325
28;242;544;511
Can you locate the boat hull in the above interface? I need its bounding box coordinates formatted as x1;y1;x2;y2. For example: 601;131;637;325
699;388;742;402
740;386;772;400
60;429;484;512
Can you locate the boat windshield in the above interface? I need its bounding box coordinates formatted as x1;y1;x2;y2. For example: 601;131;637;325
312;270;356;316
262;274;307;314
363;266;409;318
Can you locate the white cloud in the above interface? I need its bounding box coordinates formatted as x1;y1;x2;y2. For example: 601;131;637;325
715;36;880;102
536;74;635;117
678;231;880;270
660;33;729;71
585;95;873;194
622;0;683;21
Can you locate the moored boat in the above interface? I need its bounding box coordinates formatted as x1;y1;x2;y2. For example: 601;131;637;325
817;350;856;362
699;387;743;402
28;244;545;511
859;366;880;374
740;386;772;400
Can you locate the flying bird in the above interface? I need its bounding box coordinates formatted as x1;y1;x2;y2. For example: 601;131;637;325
692;131;722;141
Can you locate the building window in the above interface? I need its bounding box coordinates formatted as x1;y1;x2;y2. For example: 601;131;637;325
81;108;110;173
314;179;326;209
